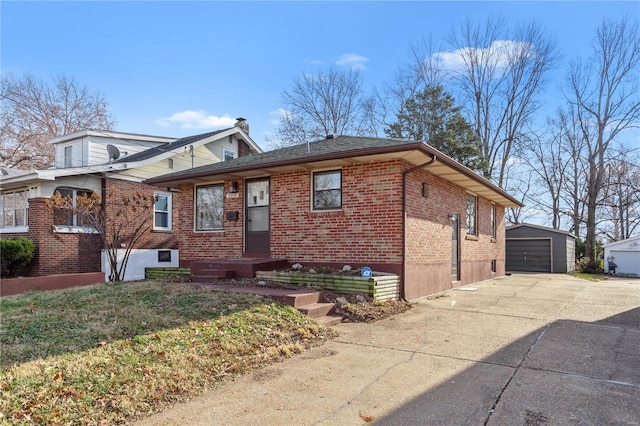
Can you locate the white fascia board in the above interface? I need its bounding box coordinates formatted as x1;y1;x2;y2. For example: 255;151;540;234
0;171;42;187
50;129;177;145
604;235;640;248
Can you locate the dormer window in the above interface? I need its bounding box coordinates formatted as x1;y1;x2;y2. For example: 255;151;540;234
61;143;83;168
64;146;73;167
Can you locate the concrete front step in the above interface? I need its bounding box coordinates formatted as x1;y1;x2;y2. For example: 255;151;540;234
314;315;344;326
195;284;343;326
282;291;323;307
191;270;236;282
297;302;336;318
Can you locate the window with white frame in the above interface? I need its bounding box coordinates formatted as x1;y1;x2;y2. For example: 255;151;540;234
62;143;83;168
53;188;93;227
0;189;29;229
223;148;237;162
490;203;496;239
195;184;224;231
154;192;172;231
465;193;477;236
64;145;74;167
313;170;342;210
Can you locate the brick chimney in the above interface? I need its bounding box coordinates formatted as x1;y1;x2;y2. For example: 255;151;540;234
234;117;249;134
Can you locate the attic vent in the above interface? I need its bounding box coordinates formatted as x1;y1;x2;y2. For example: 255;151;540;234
326;134;334;140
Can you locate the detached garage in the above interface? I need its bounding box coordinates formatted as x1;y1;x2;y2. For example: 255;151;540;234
604;236;640;277
506;224;576;273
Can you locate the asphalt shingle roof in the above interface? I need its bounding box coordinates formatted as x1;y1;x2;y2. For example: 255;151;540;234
147;135;418;183
115;129;229;163
146;134;523;207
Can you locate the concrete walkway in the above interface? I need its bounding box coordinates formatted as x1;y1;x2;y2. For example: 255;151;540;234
137;274;640;425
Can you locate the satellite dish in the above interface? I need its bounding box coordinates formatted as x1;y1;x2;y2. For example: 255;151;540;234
106;144;121;161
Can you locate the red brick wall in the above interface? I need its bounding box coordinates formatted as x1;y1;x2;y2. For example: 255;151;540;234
176;162;405;270
238;140;252;157
175;159;508;299
176;181;245;262
404;167;505;299
270;162;404;266
102;179;178;250
2;197;102;277
3;178;178;277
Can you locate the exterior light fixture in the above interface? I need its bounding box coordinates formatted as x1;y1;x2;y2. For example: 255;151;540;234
230;181;239;193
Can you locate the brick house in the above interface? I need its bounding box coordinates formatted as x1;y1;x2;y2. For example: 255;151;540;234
147;135;522;299
0;119;261;280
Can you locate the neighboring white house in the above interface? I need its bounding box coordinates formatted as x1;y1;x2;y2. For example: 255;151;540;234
604;236;640;277
0;118;261;281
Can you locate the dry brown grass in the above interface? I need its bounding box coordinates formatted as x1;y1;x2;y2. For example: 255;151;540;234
0;281;336;424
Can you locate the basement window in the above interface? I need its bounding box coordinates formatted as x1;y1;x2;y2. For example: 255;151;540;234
158;250;171;262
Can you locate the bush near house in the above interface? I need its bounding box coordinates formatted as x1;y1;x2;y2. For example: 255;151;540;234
0;237;35;278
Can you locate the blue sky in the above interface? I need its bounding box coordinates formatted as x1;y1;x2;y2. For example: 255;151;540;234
2;1;639;150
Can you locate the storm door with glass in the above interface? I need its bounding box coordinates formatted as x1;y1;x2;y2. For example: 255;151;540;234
245;178;270;254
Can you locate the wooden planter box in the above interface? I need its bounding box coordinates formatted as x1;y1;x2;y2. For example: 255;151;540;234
255;270;400;302
145;267;191;280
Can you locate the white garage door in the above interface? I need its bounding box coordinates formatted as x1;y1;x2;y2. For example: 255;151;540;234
610;250;640;276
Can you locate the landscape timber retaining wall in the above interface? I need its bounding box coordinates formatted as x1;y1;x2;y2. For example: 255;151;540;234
255;271;400;302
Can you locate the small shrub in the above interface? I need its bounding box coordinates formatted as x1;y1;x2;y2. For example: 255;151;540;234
0;236;35;277
576;257;603;274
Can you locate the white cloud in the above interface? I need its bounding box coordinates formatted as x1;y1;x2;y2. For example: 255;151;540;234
269;108;291;126
433;40;533;72
335;53;369;70
155;110;236;129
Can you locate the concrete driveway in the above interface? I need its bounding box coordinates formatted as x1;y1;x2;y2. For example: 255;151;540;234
138;274;640;425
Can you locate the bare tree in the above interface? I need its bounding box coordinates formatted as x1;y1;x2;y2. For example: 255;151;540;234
600;154;640;241
47;190;153;282
567;18;640;265
503;164;533;226
0;73;115;169
446;17;558;186
382;35;446;130
521;125;568;229
268;68;375;148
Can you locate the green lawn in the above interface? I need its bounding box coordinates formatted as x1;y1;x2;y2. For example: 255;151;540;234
0;281;336;425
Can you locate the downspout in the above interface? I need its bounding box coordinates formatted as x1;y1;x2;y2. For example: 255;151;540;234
401;155;436;300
